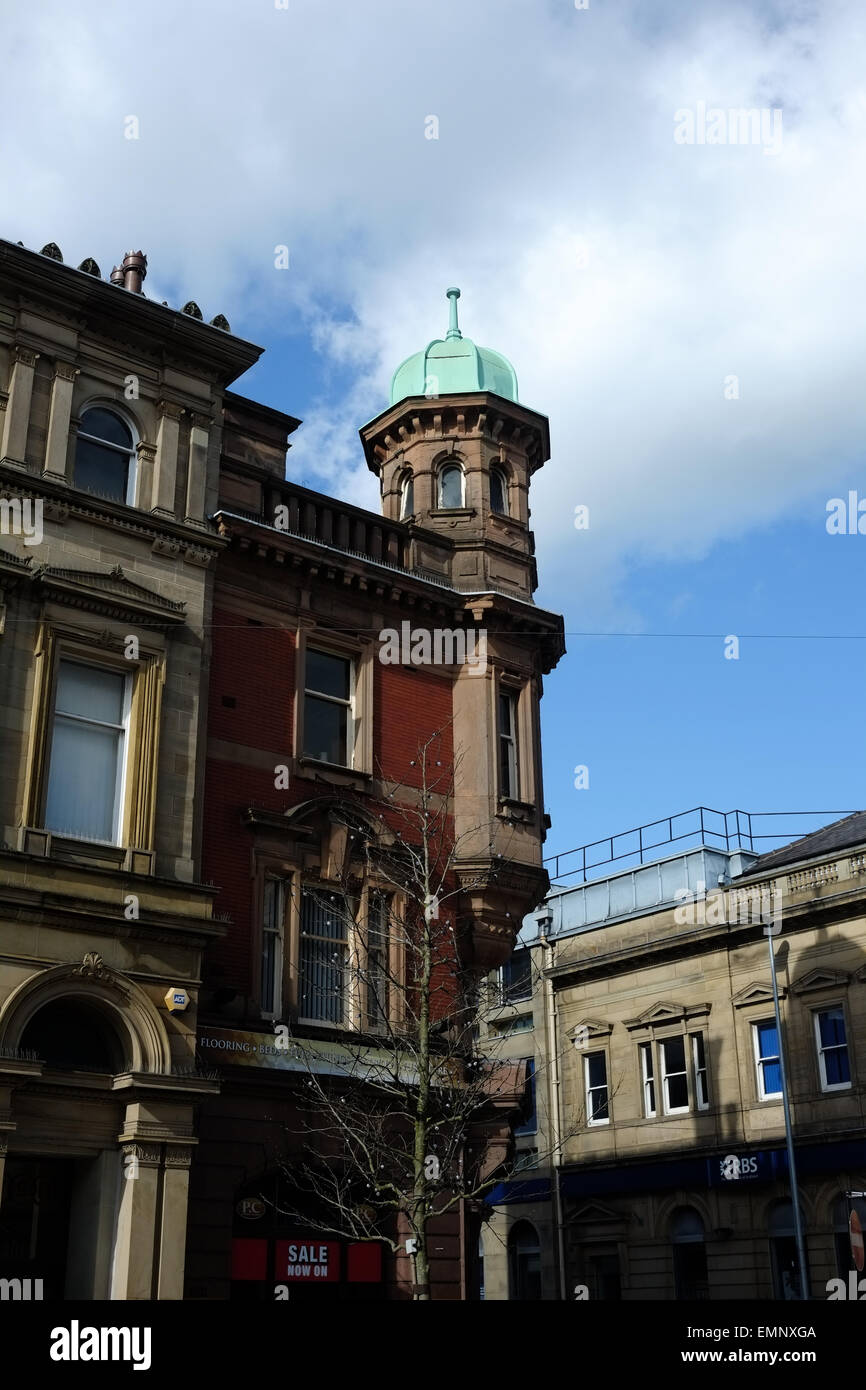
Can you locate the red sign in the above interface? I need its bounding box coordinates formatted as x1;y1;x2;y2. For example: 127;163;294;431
850;1211;864;1271
276;1238;340;1283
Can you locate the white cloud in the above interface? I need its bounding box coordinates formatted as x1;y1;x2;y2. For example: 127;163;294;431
3;0;863;619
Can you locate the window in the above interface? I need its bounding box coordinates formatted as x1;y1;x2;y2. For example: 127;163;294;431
438;463;463;509
499;947;531;1004
399;471;414;519
585;1249;622;1301
815;1008;851;1091
261;878;285;1016
299;890;349;1024
585;1050;609;1125
692;1032;710;1109
753;1019;782;1100
498;689;519;800
490;467;507;515
514;1058;537;1135
640;1042;656;1117
74;407;135;503
768;1200;808;1299
44;661;129;842
508;1222;542;1301
660;1035;689;1113
671;1207;709;1300
640;1032;710;1117
303;649;353;766
365;890;391;1031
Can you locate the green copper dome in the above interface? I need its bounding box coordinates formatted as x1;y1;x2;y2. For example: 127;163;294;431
389;287;519;406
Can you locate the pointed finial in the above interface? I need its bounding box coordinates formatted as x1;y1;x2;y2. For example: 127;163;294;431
446;286;461;339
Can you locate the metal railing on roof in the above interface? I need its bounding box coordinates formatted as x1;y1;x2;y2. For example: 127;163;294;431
544;806;756;884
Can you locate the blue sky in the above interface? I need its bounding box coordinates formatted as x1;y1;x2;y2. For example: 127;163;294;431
4;0;863;860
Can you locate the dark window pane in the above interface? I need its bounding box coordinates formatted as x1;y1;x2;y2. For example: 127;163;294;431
490;469;506;514
666;1072;689;1109
587;1053;606;1088
503;949;531;1002
662;1036;686;1073
819;1009;846;1048
498;692;513;735
825;1048;851;1085
79;408;132;448
74;439;128;500
590;1090;609;1122
304;695;347;764
306;649;350;700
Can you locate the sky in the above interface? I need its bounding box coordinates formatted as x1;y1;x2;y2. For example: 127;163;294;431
3;0;863;863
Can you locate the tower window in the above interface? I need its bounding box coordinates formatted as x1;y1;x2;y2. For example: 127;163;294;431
399;471;414;519
74;407;135;503
498;689;519;799
490;467;508;515
438;463;464;509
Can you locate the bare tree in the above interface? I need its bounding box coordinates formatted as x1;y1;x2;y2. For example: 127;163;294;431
270;731;557;1300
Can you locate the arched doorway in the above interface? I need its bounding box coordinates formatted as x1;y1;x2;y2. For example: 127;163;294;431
670;1206;709;1299
768;1200;809;1299
508;1220;542;1300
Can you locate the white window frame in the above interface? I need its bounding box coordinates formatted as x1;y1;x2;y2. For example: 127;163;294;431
640;1041;656;1117
297;885;352;1027
260;876;285;1019
584;1050;610;1127
498;687;519;800
75;404;138;506
691;1031;710;1110
814;1007;852;1094
399;471;414;519
303;646;356;768
660;1034;690;1115
753;1018;783;1101
44;659;131;845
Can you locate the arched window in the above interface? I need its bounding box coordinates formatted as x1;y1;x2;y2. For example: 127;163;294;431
490;466;508;515
20;999;122;1072
399;471;414;519
768;1200;808;1299
508;1220;542;1300
74;407;136;503
438;463;464;509
670;1206;709;1300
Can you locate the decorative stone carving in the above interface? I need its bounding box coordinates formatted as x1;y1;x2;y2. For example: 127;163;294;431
181;301;203;320
53;362;79;382
210;314;231;332
40;243;63;261
77;258;101;277
163;1145;194;1169
76;951;110;980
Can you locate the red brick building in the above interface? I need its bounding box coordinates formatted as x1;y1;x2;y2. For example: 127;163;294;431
185;292;564;1299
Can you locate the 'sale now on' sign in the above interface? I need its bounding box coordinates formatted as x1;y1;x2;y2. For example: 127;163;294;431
276;1239;340;1282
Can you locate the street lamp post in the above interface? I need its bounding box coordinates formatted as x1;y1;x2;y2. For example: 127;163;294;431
767;929;810;1298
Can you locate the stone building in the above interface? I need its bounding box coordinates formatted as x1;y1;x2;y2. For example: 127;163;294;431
186;288;564;1300
0;249;564;1301
483;809;866;1301
0;237;258;1298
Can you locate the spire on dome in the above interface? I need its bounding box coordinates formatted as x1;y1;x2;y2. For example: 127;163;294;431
445;286;462;340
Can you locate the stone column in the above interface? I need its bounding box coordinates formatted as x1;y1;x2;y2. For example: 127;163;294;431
157;1145;194;1299
134;442;157;511
42;362;79;482
184;413;210;525
0;346;39;468
110;1142;162;1301
151;401;184;517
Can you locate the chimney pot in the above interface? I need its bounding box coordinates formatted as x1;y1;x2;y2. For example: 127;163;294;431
120;249;147;294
